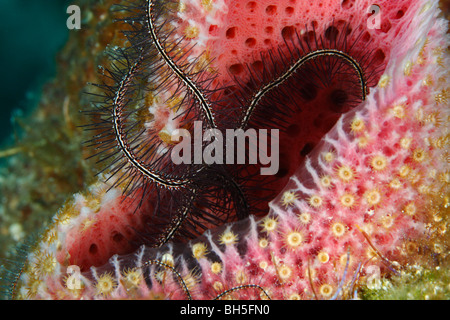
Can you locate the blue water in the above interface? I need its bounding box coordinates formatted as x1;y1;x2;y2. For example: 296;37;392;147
0;0;71;147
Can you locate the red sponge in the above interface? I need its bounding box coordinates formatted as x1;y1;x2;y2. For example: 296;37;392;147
65;193;151;271
207;0;411;82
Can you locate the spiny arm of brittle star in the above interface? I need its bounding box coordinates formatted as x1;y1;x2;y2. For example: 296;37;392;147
113;52;191;188
240;49;368;129
146;0;216;128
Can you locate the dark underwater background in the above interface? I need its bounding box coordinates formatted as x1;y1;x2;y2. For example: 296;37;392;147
0;0;71;148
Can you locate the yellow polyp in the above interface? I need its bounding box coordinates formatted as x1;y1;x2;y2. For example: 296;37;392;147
340;193;356;208
95;273;117;296
319;284;334;298
259;260;268;270
417;52;426;65
235;270;247;284
350;117;365;133
80;217;97;233
261;216;278;233
281;190;297;207
25;276;40;299
380;214;395;229
146;292;167;300
219;229;238;245
424;111;442;127
192;242;208;259
432;46;443;56
298;212;311;225
391;104;406;119
435;88;449;105
289;293;301;300
178;1;186;12
438;76;448;86
420;37;430;50
427;168;438;180
83;192;102;213
440;151;450;164
319;175;332;188
365;189;382;207
201;0;214;11
122;268;143;289
161;253;175;267
432;136;448;149
278;265;292;282
418;184;432;194
322;150;335;163
40;227;57;244
371;155;388;171
412;148;427;162
435;56;444;67
213;281;224;292
308;194;323;208
439;171;450;186
317;251;330;264
416;107;427;123
58;202;80;220
331;222;346;238
33;251;57;278
399;164;412;178
403;60;413;76
409;171;422;185
403;202;417;216
285;230;303;249
183;271;199;292
358;135;370;148
389;178;403;190
259;238;269;248
211;262;222;274
53;213;73;227
184;24;199;39
400;137;413;150
378;74;391;88
362;223;375;235
423;74;434;86
336;165;355;183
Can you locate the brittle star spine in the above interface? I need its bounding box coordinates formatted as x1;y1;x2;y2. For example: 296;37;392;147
155;191;196;247
143;259;193;299
240;49;368;129
113;53;190;188
146;0;216;128
214;284;272;300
